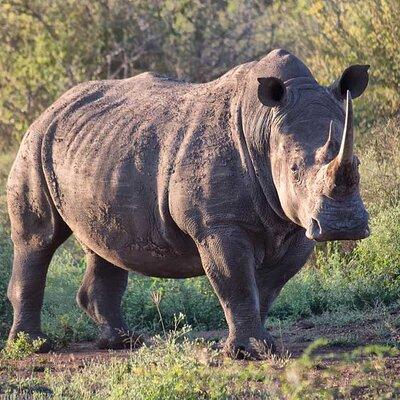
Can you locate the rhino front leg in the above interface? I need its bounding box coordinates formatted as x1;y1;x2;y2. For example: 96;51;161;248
196;228;274;359
76;250;134;349
256;234;314;325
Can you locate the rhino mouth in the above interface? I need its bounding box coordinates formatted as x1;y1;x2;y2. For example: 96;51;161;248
306;216;370;242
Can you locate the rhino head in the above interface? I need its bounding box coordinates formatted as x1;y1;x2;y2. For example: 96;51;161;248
255;58;370;242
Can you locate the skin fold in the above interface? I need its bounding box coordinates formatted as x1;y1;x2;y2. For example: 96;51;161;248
6;49;369;359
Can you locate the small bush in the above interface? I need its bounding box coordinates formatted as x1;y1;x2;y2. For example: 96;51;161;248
1;332;45;360
359;116;400;214
284;0;400;124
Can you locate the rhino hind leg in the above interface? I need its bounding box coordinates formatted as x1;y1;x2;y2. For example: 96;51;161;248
8;249;59;352
7;135;71;352
7;208;70;352
76;250;139;350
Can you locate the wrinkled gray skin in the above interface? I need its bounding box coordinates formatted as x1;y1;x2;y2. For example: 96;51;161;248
7;49;370;359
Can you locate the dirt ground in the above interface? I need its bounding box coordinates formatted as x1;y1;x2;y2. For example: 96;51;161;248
4;308;399;378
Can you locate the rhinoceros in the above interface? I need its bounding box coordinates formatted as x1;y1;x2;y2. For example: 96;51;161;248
7;49;370;358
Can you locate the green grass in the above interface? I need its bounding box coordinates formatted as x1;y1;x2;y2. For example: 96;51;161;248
0;332;399;399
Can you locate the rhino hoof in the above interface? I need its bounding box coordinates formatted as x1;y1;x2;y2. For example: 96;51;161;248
224;335;276;360
97;328;143;350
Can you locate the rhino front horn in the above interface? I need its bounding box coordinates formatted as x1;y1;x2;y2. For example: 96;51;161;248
337;90;354;165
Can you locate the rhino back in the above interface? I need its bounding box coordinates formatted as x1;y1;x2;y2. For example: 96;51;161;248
40;71;253;276
40;74;199;274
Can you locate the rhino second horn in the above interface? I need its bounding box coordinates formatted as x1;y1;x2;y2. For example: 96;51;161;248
322;120;334;154
337;90;354;165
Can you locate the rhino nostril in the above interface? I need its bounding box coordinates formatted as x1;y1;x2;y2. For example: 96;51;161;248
306;218;322;240
311;218;321;234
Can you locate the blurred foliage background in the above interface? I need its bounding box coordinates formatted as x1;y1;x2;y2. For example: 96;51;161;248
1;0;399;147
0;0;399;344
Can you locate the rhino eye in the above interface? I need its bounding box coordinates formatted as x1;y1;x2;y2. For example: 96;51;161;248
291;164;300;180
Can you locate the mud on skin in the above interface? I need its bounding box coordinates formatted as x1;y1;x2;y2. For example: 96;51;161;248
6;49;370;359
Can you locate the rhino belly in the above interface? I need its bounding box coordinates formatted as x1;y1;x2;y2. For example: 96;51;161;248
47;156;203;277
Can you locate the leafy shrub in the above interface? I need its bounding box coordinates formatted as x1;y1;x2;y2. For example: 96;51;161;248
0;0;275;146
359;116;400;214
281;0;400;124
1;332;45;360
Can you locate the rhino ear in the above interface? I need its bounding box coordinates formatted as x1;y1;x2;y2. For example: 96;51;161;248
330;65;370;100
257;77;286;107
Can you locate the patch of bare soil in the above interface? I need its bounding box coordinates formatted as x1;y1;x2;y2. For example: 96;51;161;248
1;342;132;379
